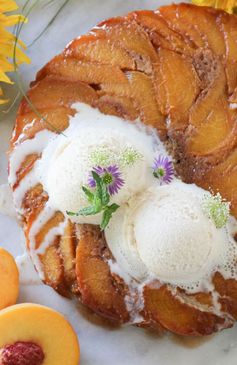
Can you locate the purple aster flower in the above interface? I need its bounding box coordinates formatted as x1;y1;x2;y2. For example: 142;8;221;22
88;165;124;195
152;155;174;185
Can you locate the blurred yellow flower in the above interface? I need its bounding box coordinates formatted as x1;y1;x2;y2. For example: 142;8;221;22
0;0;30;104
192;0;237;13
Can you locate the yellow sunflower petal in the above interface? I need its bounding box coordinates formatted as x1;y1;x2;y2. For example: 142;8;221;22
0;0;18;13
0;57;14;72
0;99;9;104
0;14;27;26
0;98;9;105
0;86;9;104
0;27;27;49
0;44;31;64
0;71;13;84
0;1;30;104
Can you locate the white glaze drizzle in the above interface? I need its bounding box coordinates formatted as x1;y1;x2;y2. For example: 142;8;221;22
229;103;237;109
27;202;66;277
12;168;39;212
9;130;55;186
15;252;42;285
9;127;60;279
107;259;145;323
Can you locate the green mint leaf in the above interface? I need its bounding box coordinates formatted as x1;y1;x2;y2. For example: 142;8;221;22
93;194;103;212
92;171;103;199
100;203;119;230
101;184;110;206
108;203;120;213
67;171;120;226
82;186;94;203
66;210;77;216
76;205;99;216
100;210;112;231
92;171;110;206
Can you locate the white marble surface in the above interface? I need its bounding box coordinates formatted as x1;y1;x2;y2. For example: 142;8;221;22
1;1;237;364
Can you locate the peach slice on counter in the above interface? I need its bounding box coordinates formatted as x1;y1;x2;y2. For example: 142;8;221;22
0;304;80;365
0;248;19;310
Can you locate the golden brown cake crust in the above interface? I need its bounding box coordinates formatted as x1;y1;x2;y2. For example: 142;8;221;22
10;3;237;335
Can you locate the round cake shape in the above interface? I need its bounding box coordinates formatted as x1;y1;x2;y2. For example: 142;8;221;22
9;3;237;336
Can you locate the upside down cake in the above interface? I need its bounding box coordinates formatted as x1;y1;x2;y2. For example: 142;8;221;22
8;3;237;336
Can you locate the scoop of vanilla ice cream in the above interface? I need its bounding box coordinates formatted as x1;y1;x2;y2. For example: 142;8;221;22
37;103;161;224
105;181;228;286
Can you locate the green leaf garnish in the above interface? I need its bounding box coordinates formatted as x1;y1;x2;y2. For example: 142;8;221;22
202;192;230;229
67;171;119;230
82;186;94;203
101;204;119;231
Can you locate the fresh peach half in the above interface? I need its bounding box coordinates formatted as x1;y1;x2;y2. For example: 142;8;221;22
0;304;80;365
0;248;19;310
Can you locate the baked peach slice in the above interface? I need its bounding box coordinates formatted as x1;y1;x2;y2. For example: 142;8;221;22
68;33;136;70
39;241;69;297
94;17;158;72
155;48;200;131
95;94;139;121
22;184;48;222
131;10;194;57
185;97;237;162
0;248;19;310
100;71;166;136
217;13;237;94
0;303;80;365
196;147;237;218
24;196;75;296
19;76;98;115
189;56;226;128
12;107;75;147
213;272;237;320
159;4;225;56
59;221;77;293
13;154;39;191
37;55;128;85
157;4;205;49
76;225;129;323
144;284;230;336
